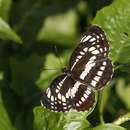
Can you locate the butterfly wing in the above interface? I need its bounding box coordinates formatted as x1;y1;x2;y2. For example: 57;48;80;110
41;74;95;112
69;25;113;89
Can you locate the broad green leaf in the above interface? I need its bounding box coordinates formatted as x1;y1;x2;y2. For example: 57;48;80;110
63;109;92;130
93;123;126;130
0;0;12;21
0;90;15;130
0;17;22;43
33;104;97;130
93;0;130;64
33;107;65;130
116;79;130;110
37;9;78;46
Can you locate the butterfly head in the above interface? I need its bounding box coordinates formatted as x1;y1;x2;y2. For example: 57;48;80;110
61;68;71;77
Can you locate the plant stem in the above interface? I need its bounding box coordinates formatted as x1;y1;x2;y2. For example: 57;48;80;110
100;113;105;124
99;92;105;124
113;112;130;125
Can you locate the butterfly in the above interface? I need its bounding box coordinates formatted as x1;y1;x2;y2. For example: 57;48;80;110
41;25;113;112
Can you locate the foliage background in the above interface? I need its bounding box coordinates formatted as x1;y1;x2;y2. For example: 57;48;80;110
0;0;130;130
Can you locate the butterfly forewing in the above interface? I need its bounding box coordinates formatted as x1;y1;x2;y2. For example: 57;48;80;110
69;25;109;71
69;25;112;89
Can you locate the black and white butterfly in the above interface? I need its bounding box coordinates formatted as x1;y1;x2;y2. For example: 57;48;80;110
41;25;113;112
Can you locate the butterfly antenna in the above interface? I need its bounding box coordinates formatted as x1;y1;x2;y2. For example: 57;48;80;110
42;68;61;71
54;45;64;67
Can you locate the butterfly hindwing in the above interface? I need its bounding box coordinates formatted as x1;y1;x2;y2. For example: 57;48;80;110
41;75;96;112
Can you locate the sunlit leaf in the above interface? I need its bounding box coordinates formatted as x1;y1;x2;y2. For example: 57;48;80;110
33;105;98;130
93;0;130;64
37;9;78;46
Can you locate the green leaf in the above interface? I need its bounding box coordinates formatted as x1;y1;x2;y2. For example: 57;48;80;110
33;105;97;130
37;9;78;46
33;106;65;130
0;90;15;130
116;79;130;110
93;0;130;63
93;123;126;130
0;17;22;43
0;0;12;21
63;110;92;130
